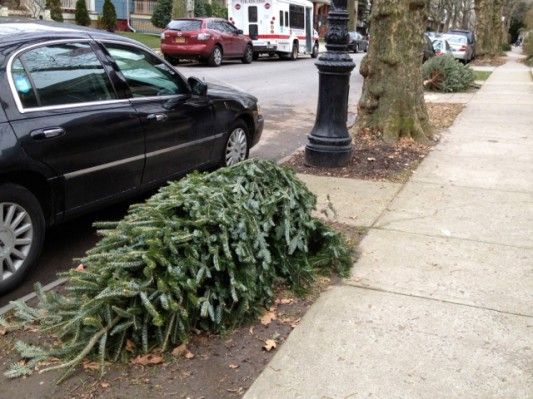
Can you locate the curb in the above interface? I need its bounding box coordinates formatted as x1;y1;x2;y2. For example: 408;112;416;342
0;278;67;316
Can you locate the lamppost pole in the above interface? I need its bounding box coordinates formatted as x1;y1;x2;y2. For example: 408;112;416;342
305;0;355;167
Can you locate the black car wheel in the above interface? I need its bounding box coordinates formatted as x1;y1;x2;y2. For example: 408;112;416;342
223;120;249;167
208;46;223;67
164;54;180;65
0;184;45;295
242;45;253;64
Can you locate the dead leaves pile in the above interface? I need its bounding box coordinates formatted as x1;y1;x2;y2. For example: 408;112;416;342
254;296;301;352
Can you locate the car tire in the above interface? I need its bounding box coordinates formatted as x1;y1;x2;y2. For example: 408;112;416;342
289;42;298;60
311;42;319;58
164;54;180;65
242;45;253;64
222;120;249;167
208;46;223;67
0;184;45;295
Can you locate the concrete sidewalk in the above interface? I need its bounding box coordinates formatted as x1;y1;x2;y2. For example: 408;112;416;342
244;53;533;398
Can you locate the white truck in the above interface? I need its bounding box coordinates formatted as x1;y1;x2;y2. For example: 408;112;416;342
227;0;319;60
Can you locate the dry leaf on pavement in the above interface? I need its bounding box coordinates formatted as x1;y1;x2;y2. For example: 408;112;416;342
260;310;277;326
74;264;86;272
101;382;110;389
184;351;195;359
262;339;277;352
278;298;294;305
131;354;163;366
171;344;188;357
83;361;100;370
228;364;239;369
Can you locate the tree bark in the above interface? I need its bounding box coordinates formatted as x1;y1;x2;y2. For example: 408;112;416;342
348;0;360;31
172;0;188;18
357;0;431;143
474;0;504;56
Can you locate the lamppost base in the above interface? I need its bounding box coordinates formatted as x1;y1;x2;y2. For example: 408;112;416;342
304;142;352;168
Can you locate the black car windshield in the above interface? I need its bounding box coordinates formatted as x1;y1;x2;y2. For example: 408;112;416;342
167;20;202;31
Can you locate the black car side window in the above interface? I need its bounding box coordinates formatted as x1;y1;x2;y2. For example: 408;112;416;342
11;59;38;108
13;42;117;108
104;43;188;98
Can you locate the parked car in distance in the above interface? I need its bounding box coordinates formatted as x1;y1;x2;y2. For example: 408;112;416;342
348;31;368;53
443;33;474;62
0;19;264;294
431;38;453;56
446;29;476;58
423;34;436;62
161;18;254;67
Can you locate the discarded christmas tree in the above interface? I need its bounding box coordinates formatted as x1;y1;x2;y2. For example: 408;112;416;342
5;160;352;382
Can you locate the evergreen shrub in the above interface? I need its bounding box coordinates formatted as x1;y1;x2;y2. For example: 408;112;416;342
46;0;63;22
151;0;172;29
100;0;116;31
5;160;351;381
422;54;475;92
74;0;90;26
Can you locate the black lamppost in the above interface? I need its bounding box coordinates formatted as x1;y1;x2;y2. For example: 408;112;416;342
304;0;355;167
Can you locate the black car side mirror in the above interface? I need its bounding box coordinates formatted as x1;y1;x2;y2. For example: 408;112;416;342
236;29;243;35
188;76;207;96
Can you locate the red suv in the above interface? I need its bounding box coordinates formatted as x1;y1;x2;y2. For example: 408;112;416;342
161;18;254;67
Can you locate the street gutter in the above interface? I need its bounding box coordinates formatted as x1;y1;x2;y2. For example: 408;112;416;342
0;278;67;316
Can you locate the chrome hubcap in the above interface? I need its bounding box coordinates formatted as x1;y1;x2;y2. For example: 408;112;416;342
214;48;222;65
0;203;33;281
225;128;248;166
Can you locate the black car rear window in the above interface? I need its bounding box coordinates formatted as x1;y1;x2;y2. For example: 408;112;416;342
167;20;202;31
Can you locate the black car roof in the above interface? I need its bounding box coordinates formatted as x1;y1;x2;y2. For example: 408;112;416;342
0;18;145;49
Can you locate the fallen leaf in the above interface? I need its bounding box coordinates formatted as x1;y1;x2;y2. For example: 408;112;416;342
0;327;6;336
171;344;188;357
290;318;301;328
262;339;277;352
83;361;100;370
125;339;135;352
260;310;277;326
276;298;294;305
74;263;86;272
101;382;110;389
185;351;195;359
367;157;376;162
248;326;255;335
228;364;239;369
131;354;163;366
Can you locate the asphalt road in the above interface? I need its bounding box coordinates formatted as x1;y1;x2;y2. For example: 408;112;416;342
0;52;366;307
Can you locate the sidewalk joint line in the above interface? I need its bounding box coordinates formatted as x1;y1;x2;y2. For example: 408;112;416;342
342;283;533;319
370;226;533;250
410;179;533;195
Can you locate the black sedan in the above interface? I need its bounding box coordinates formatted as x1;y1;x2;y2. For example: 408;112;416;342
348;31;368;53
0;19;263;294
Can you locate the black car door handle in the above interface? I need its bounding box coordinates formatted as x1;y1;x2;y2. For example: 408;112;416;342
146;113;168;122
30;127;65;140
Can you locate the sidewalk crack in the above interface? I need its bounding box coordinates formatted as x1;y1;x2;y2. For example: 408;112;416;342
340;283;533;319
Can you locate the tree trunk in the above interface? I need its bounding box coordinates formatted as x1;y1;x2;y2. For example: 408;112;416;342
474;0;504;56
347;0;357;31
357;0;430;143
172;0;189;18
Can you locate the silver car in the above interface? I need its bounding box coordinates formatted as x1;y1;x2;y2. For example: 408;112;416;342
431;38;453;57
443;34;474;63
